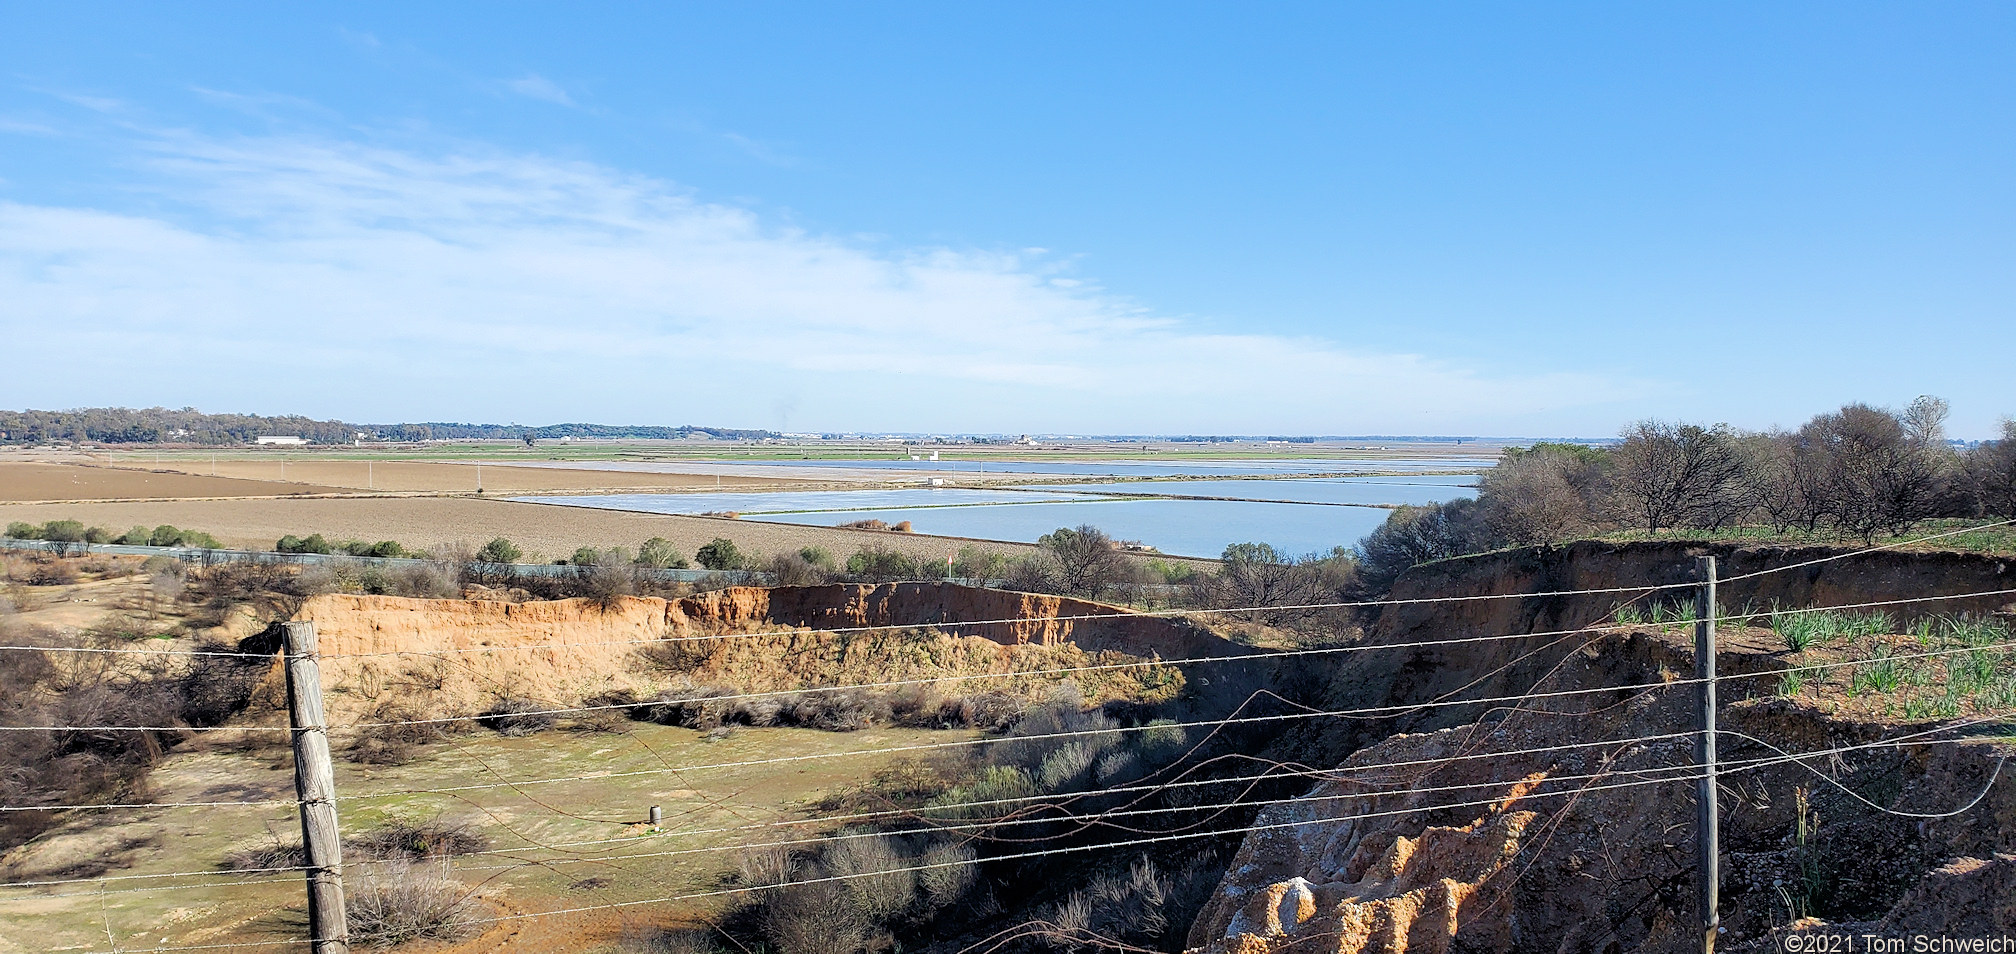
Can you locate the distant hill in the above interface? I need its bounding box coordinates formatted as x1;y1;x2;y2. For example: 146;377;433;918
0;407;776;445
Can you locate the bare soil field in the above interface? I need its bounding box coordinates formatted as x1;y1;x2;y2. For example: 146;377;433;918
0;495;1042;563
116;459;805;494
0;462;344;501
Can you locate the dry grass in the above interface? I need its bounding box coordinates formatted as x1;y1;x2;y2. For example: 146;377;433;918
0;495;1045;565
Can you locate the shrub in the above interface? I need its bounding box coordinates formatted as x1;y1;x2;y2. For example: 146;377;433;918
844;545;922;582
347;860;478;948
768;550;834;586
2;522;35;540
476;537;522;564
478;698;558;737
695;538;744;571
277;533;332;554
140;554;183;577
84;526;115;544
341;540;406;558
950;546;1009;580
38;520;86;544
636;537;689;569
116;525;152;545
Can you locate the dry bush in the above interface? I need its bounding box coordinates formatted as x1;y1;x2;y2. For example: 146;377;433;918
620;926;731;954
822;834;914;923
176;636;276;727
393;563;456;598
767;551;835;586
477;698;557;737
347;701;447;765
15;554;79;586
884;684;949;728
915;841;978;907
737;843;797;888
644;684;743;730
950;692;1026;732
636;636;713;673
348;818;488;860
347;859;478;949
783;690;887;732
567;691;639;733
222;829;306;871
579;554;637;610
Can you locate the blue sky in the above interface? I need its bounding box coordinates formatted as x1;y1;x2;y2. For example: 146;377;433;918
1;3;2011;436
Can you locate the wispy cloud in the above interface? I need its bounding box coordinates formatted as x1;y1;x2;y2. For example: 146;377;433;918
0;130;1633;431
502;74;575;107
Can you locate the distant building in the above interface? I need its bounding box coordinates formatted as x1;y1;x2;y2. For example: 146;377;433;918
254;436;309;446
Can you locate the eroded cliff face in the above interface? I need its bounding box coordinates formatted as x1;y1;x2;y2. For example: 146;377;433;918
1189;542;2016;954
277;582;1236;723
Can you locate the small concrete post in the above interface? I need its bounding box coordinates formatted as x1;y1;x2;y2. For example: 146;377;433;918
1694;556;1719;952
649;805;663;827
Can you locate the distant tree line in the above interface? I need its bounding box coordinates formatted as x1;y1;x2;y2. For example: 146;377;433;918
1355;396;2016;592
0;407;361;445
0;406;777;445
406;422;779;441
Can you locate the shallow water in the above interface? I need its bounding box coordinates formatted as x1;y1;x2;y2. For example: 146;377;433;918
747;456;1495;477
514;487;1099;516
1028;477;1476;507
520;476;1477;558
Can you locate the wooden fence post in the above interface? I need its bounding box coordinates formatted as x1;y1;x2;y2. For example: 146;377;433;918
284;620;350;954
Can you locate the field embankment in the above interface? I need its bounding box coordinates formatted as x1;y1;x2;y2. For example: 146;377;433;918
287;583;1242;726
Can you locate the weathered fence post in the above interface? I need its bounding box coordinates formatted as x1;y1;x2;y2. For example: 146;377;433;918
284;620;350;954
1694;556;1719;952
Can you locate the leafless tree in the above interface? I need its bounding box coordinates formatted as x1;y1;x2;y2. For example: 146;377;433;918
1802;402;1949;541
1964;420;2016;518
1193;543;1354;627
1037;525;1133;598
1607;421;1753;532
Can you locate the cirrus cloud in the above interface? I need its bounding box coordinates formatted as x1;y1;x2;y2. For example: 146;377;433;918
0;129;1639;433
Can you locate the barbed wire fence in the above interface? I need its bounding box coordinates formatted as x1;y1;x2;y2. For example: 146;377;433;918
0;526;2012;954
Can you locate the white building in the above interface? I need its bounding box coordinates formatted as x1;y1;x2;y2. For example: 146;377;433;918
254;436;309;446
